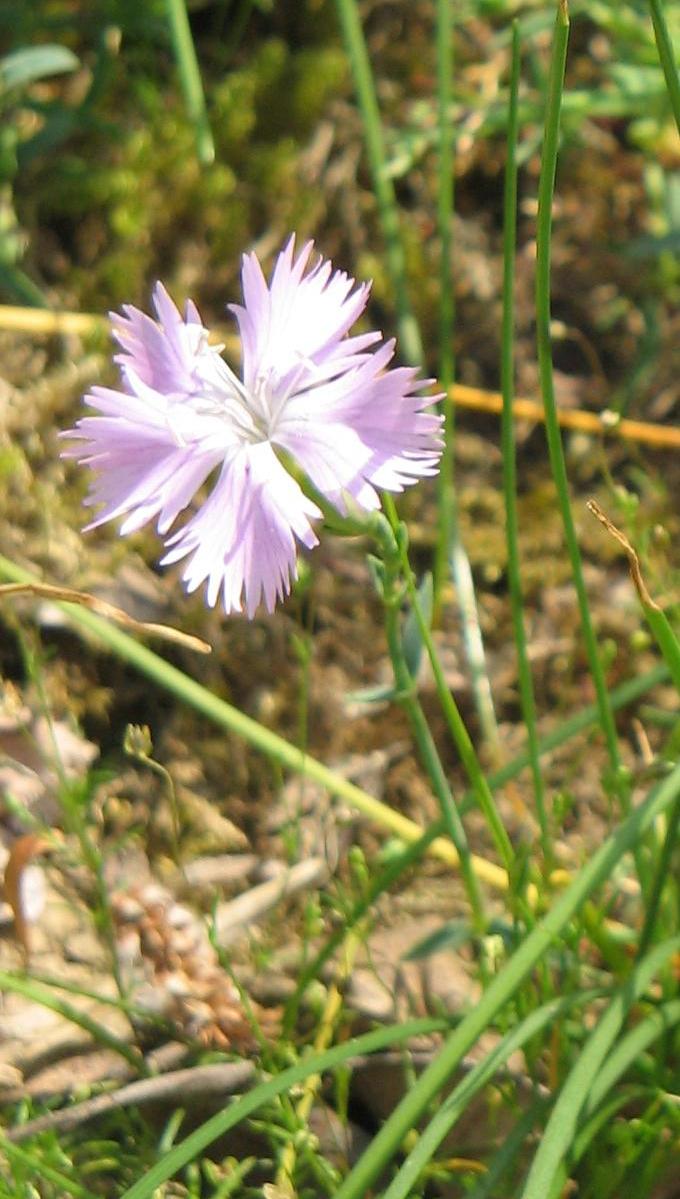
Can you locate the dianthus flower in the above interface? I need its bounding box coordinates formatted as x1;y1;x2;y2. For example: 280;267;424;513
64;237;443;617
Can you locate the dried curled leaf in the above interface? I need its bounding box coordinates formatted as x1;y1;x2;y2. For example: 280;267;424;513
0;581;211;653
2;833;55;956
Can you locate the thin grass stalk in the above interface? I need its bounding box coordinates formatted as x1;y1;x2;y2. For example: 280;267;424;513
648;0;680;135
338;0;498;746
637;791;680;958
164;0;214;165
331;761;680;1199
380;990;600;1199
535;0;621;777
433;0;455;603
382;497;515;881
501;23;549;859
432;0;498;753
333;0;422;365
382;563;486;927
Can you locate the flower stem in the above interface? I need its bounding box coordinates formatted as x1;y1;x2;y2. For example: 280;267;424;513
381;499;515;882
372;513;486;928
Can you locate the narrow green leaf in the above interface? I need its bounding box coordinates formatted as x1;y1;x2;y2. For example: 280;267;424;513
0;45;79;94
402;571;433;678
648;0;680;136
501;20;549;857
0;971;145;1073
164;0;215;165
520;938;680;1198
382;990;601;1199
535;0;621;774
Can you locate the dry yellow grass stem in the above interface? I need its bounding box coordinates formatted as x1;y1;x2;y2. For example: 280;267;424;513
0;305;678;451
450;382;680;451
587;500;659;609
0;306;109;338
0;582;211;654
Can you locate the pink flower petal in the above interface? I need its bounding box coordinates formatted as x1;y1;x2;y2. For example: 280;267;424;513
161;441;320;617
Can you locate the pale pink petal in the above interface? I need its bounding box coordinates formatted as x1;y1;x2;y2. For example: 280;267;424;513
161;441;320;617
230;236;373;394
273;340;443;510
111;283;216;398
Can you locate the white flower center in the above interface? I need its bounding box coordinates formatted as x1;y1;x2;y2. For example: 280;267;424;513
176;348;321;447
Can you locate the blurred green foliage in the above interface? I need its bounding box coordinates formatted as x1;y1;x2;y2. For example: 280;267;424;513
0;0;678;326
2;1;347;309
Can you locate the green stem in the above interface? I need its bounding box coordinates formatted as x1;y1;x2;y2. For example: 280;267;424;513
501;23;550;862
637;791;680;958
375;516;485;927
164;0;215;165
383;498;515;880
333;0;422;365
648;0;680;135
535;0;621;777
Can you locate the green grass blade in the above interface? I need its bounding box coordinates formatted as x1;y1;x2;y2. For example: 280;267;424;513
333;0;422;364
432;0;455;605
535;0;621;776
381;990;600;1199
164;0;215;165
638;792;680;956
501;21;549;858
119;1018;447;1199
520;937;680;1199
0;972;145;1073
332;763;680;1199
465;1100;548;1199
430;0;495;754
584;997;680;1116
648;0;680;135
